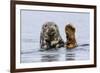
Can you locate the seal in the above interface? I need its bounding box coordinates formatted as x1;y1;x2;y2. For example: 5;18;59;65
40;22;64;50
65;24;77;48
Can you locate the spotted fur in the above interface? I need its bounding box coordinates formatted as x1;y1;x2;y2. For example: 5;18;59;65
40;22;64;50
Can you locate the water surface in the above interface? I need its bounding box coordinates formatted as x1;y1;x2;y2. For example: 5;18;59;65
21;40;89;63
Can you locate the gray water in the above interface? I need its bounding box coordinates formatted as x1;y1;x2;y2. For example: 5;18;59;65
20;10;90;63
20;39;89;63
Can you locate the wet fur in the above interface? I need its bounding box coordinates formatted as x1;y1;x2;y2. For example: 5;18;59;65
65;24;77;48
40;22;64;50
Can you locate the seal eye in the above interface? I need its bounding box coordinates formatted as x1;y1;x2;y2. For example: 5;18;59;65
54;24;57;27
45;24;47;27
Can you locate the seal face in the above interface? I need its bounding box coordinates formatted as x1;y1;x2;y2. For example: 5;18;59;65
65;24;77;49
40;22;64;50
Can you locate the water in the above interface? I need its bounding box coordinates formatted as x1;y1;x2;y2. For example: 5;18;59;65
20;10;90;63
20;39;90;63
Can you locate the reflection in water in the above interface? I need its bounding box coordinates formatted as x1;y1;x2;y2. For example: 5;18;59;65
66;49;75;60
41;54;59;62
21;43;90;63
